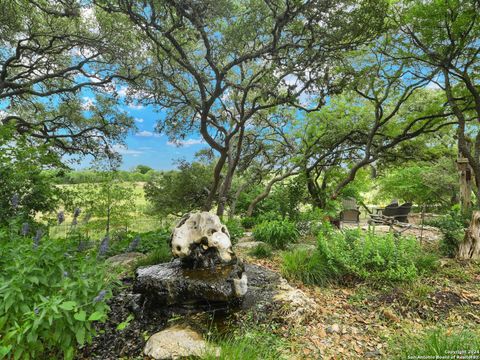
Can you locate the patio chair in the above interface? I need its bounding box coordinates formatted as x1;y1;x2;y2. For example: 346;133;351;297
340;197;360;225
370;202;412;224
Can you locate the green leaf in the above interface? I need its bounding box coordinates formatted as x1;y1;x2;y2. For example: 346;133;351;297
88;311;103;321
59;301;76;311
74;310;86;322
75;327;85;345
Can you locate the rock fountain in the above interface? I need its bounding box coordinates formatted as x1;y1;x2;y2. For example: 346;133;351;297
82;212;318;359
134;212;248;308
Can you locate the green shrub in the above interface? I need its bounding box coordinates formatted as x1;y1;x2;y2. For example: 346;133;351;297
134;247;172;268
392;328;480;359
240;216;256;229
253;220;299;249
316;229;438;283
248;243;273;258
106;229;171;257
0;232;114;359
281;249;327;285
426;208;468;257
224;218;244;244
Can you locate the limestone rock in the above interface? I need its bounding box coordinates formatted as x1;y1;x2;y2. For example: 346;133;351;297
273;279;318;323
171;212;235;265
106;252;146;268
134;259;247;306
237;235;254;243
234;241;267;250
143;325;218;359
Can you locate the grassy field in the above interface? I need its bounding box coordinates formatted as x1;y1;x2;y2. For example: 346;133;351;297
47;182;173;239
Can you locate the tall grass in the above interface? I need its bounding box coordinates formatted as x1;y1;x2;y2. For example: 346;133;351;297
253;220;299;249
202;329;287;360
392;328;480;359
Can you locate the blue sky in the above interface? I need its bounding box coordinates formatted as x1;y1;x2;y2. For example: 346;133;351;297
80;91;207;171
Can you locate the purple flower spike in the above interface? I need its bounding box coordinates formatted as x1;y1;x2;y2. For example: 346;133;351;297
21;223;30;236
93;290;107;303
11;193;19;209
57;211;65;225
33;229;43;249
73;207;81;218
127;235;141;252
98;236;110;257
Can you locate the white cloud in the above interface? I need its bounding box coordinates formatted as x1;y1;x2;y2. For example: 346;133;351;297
128;103;144;110
111;144;143;157
167;138;204;147
135;130;161;138
118;86;129;97
134;117;144;123
80;6;100;34
426;81;441;90
81;96;95;110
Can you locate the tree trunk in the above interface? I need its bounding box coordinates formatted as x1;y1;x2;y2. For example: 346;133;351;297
458;211;480;260
305;170;326;209
246;170;298;216
203;152;227;211
228;182;248;219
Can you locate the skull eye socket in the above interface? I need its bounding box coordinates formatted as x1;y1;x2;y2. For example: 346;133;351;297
221;227;227;234
208;228;217;235
201;236;208;245
176;246;181;251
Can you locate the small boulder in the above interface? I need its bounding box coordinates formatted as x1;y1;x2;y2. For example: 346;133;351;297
143;325;218;359
273;279;318;323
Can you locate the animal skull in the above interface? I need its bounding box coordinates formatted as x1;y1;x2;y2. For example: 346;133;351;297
171;212;234;263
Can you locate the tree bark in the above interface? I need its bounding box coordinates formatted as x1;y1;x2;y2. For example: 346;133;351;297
246;170;298;216
203;151;227;211
228;182;248;219
458;211;480;260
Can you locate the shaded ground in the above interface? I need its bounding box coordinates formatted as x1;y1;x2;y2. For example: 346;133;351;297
244;254;480;359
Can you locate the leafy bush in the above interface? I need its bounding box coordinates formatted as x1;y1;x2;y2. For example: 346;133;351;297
106;229;171;257
224;218;244;244
249;243;273;258
134;247;172;269
426;207;468;257
240;216;256;229
253;220;299;249
392;328;480;359
0;231;114;359
281;249;327;285
315;229;438;283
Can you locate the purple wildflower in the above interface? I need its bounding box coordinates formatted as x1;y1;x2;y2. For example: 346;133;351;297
33;229;43;249
34;308;39;315
98;236;110;257
127;235;141;252
11;193;19;210
63;271;69;278
21;223;30;236
77;240;87;252
57;211;65;225
73;207;81;218
93;290;107;303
